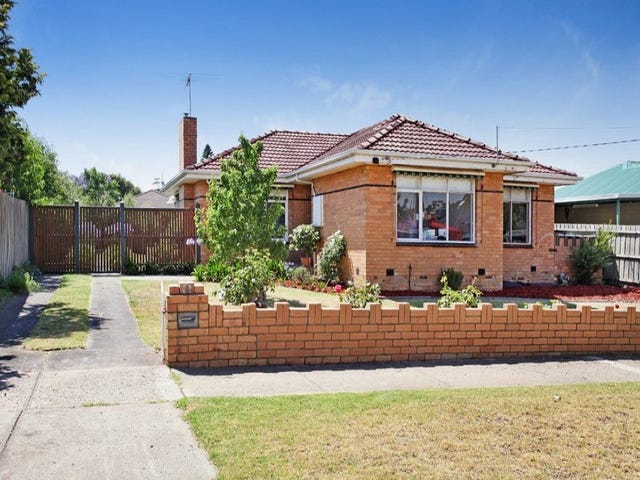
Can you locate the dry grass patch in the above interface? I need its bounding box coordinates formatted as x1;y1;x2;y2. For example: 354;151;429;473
24;274;91;350
121;279;163;350
178;383;640;479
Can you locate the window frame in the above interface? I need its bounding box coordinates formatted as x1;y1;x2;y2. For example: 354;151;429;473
268;191;288;241
503;187;532;245
396;174;476;244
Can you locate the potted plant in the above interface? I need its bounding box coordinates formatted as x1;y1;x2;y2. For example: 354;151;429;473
289;224;320;270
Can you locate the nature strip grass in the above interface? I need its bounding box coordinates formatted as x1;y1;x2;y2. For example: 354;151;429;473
121;279;162;350
178;382;640;479
23;274;92;351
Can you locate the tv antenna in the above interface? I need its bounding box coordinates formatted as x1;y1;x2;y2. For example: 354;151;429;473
186;73;192;116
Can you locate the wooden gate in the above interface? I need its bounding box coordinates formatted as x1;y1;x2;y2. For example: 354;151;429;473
32;203;197;273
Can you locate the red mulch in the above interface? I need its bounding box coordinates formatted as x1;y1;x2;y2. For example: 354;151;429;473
383;285;640;302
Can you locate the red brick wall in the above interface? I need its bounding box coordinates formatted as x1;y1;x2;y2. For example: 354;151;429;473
313;166;506;291
179;116;197;170
288;184;312;233
503;185;557;284
164;283;640;369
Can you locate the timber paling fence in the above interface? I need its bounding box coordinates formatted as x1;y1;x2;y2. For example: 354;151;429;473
555;223;640;286
31;203;197;273
0;193;29;279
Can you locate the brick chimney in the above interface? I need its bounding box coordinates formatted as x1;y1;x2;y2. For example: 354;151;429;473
179;115;197;170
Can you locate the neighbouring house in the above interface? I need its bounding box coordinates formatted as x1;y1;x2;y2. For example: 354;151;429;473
133;190;174;208
163;114;578;291
555;161;640;225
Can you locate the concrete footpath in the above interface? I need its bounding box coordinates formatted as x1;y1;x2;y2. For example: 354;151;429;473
175;355;640;397
0;275;215;480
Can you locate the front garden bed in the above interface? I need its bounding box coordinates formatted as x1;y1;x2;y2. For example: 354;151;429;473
383;284;640;302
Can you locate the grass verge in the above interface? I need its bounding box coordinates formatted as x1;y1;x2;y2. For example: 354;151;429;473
23;274;91;350
121;279;162;350
178;382;640;479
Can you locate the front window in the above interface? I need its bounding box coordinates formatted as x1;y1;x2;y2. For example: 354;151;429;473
269;191;288;240
396;174;475;243
503;187;531;244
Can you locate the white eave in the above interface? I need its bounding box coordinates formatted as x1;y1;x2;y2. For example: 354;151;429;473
161;169;215;196
287;149;534;181
162;168;293;196
505;171;581;186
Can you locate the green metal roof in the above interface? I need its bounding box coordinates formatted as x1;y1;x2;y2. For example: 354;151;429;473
555;161;640;204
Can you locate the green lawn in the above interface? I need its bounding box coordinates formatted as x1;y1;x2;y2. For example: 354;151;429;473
23;274;92;350
121;279;163;350
178;382;640;479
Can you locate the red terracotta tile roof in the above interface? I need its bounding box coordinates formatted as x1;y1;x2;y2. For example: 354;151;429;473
189;130;347;174
314;114;530;162
189;114;576;179
527;162;578;177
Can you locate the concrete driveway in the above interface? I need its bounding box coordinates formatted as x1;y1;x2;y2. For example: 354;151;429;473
0;275;215;480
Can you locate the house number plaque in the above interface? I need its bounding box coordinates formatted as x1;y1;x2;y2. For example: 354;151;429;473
178;312;199;329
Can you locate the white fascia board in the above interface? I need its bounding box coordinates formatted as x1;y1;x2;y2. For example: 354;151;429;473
162;169;294;195
366;149;533;174
161;170;215;195
287;149;533;181
285;149;362;181
506;172;581;186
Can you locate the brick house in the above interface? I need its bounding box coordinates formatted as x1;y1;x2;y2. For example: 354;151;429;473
163;114;577;291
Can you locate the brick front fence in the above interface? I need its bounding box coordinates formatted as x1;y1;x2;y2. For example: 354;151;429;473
164;282;640;369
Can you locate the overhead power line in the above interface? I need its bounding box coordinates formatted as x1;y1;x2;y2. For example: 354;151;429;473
514;138;640;153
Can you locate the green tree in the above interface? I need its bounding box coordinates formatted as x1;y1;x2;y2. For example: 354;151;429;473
77;167;141;206
0;0;46;197
197;135;286;268
202;143;213;160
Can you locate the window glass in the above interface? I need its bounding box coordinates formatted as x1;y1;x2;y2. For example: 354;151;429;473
397;192;419;239
423;192;447;241
449;192;472;241
448;178;473;193
397;176;421;189
503;188;530;244
396;174;476;243
421;176;447;192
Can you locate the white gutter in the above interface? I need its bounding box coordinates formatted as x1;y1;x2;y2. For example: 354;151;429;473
288;148;533;181
505;171;581;186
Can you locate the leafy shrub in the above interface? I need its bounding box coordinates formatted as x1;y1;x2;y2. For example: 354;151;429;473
291;266;312;285
142;262;160;275
267;258;286;280
441;267;463;291
3;263;40;293
176;261;195;275
318;230;347;284
123;257;140;275
340;282;381;308
437;275;482;308
219;249;276;307
570;229;615;285
192;258;233;282
160;263;177;275
288;224;320;256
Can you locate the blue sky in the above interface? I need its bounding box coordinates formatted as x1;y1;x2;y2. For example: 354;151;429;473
12;0;640;191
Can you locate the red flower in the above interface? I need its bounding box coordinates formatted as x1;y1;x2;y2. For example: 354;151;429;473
334;284;343;293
